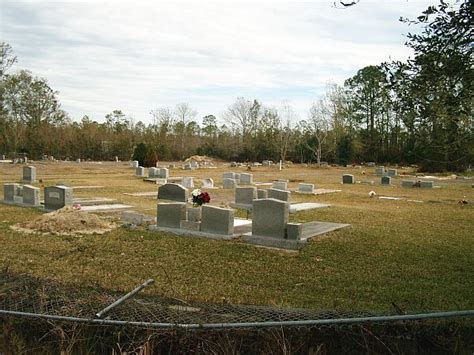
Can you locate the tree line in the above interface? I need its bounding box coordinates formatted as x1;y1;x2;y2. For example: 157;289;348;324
1;1;472;171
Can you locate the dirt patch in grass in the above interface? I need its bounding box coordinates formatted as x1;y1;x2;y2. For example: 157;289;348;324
11;206;117;236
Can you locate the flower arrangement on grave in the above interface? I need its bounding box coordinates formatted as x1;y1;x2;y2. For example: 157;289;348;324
191;189;211;207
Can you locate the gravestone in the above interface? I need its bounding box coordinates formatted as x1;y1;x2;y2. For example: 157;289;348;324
367;162;375;167
223;178;237;189
131;160;139;168
135;167;145;177
159;168;169;179
76;158;81;163
401;180;415;188
201;178;214;188
44;185;73;210
375;166;385;176
342;174;355;184
239;173;253;185
157;203;186;228
235;187;257;205
149;167;159;177
3;183;20;202
1;154;5;160
420;181;434;188
22;185;40;206
158;183;188;202
286;223;303;240
298;183;314;193
234;173;240;182
381;176;391;185
267;188;291;202
22;166;36;183
223;172;236;180
181;177;194;189
201;205;234;235
257;189;268;199
387;169;398;176
272;181;288;190
252;198;289;239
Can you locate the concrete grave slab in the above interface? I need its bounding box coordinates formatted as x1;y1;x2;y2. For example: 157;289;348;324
80;204;133;212
289;202;330;213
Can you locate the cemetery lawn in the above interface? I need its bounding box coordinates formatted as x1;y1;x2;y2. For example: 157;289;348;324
0;161;473;313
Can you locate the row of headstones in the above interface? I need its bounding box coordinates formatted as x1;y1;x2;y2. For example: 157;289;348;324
343;174;434;187
3;183;73;209
234;186;291;205
135;167;170;179
375;167;398;176
222;172;253;187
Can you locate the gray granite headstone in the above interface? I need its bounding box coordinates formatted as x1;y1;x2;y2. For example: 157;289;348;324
201;205;234;235
267;188;291;202
298;183;314;193
3;183;19;201
149;167;159;177
23;185;40;206
157;202;186;228
235;186;257;205
286;223;303;240
257;189;268;199
223;172;236;179
158;183;188;202
22;166;36;183
181;177;194;189
201;178;214;188
131;160;139;168
272;181;288;190
239;173;253;185
387;169;397;176
375;166;385;176
159;168;169;179
381;176;391;185
342;174;355;184
44;185;73;210
401;180;415;188
135;167;145;177
223;178;237;189
252;198;289;239
420;181;434;188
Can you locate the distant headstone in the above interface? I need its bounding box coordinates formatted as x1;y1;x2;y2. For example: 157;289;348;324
272;181;288;190
381;176;391;185
44;185;73;210
420;181;434;188
387;169;398;176
262;160;272;166
201;205;234;235
22;185;40;206
375;166;385;176
267;188;291;202
158;183;188;202
298;183;314;193
252;198;289;239
401;180;415;188
135;167;145;177
1;154;5;160
115;156;119;162
159;168;169;179
342;174;355;184
131;160;139;168
223;172;236;180
367;162;376;167
201;178;214;188
22;166;36;183
320;161;329;168
149;167;159;177
76;158;81;163
3;183;20;202
257;189;268;199
235;186;257;205
223;178;237;189
240;173;253;185
157;202;186;228
181;177;194;189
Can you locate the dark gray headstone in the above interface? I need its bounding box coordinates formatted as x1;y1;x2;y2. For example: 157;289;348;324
342;174;355;184
267;188;291;202
157;203;186;228
381;176;391;185
252;198;289;239
257;189;268;199
44;185;73;210
22;166;36;183
158;183;188;202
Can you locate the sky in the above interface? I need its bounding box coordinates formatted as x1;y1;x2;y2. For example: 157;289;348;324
1;0;437;125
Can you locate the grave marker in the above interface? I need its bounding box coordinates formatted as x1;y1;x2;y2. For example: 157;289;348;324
23;185;40;206
44;185;73;210
298;183;314;193
239;173;253;185
235;187;257;205
267;188;291;203
342;174;355;184
22;166;36;183
201;205;234;235
157;203;186;228
158;183;188;202
252;198;289;239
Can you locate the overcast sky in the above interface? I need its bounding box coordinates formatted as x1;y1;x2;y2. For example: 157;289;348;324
1;0;436;124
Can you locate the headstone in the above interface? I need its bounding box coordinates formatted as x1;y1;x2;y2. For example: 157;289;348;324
235;186;257;205
16;185;23;197
1;154;5;160
181;177;194;189
401;180;415;188
44;185;73;210
159;168;169;179
381;176;391;185
298;183;314;193
257;189;268;199
201;178;214;188
115;156;119;162
22;185;40;206
22;166;36;183
320;161;329;168
262;160;271;166
201;205;234;235
131;160;139;168
157;203;186;228
420;181;434;188
240;173;253;185
342;174;355;184
267;188;291;202
286;223;303;240
76;158;81;163
234;173;240;182
252;198;289;239
223;178;237;189
367;162;375;167
24;157;28;164
149;167;159;177
158;183;188;202
135;167;145;177
272;181;288;190
387;169;398;176
3;183;19;202
375;166;385;176
223;172;236;180
187;207;202;222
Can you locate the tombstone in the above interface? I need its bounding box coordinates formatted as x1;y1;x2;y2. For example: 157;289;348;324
3;183;20;202
240;173;253;185
22;185;40;206
375;166;385;176
149;167;159;177
156;203;186;228
387;169;398;176
342;174;355;184
131;160;139;168
286;223;303;240
158;183;188;202
135;167;145;177
267;188;291;203
272;181;288;190
262;160;271;166
22;166;36;183
115;156;119;162
201;205;234;235
181;177;194;189
223;172;236;180
252;198;289;239
401;180;415;188
235;186;257;205
367;162;376;167
234;173;240;182
381;176;391;185
159;168;169;179
320;161;329;168
298;183;314;193
76;158;81;163
257;189;268;199
24;157;28;164
223;178;237;189
1;154;5;160
420;181;434;188
44;185;73;210
201;178;214;188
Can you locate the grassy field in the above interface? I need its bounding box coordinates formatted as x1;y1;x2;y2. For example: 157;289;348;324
0;161;473;313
